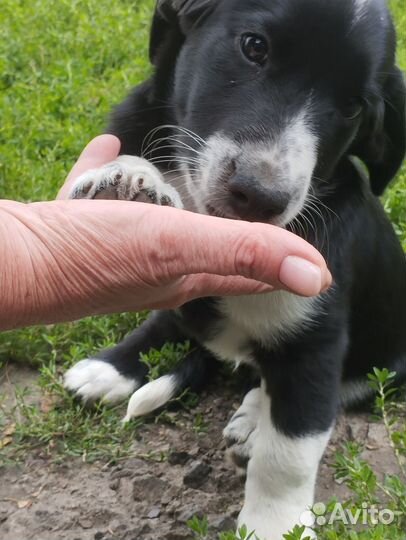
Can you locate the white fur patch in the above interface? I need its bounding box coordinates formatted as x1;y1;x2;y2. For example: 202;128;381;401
204;292;318;365
224;388;261;444
238;385;332;540
222;291;318;345
64;359;138;402
182;106;318;226
223;388;261;468
123;374;177;421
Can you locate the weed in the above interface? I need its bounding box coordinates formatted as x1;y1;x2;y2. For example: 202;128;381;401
140;341;192;381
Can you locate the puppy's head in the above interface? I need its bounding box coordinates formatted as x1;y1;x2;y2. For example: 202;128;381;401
151;0;406;224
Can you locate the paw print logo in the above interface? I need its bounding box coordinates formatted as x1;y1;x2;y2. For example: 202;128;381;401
313;503;327;526
299;502;327;531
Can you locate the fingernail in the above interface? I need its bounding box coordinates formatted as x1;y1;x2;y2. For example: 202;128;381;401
279;256;323;296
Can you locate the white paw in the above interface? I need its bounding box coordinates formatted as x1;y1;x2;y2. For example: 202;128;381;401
238;507;316;540
64;359;139;402
223;388;260;468
123;374;177;422
69;155;183;208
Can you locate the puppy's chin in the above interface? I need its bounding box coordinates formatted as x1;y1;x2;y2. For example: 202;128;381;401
204;203;291;227
205;204;243;221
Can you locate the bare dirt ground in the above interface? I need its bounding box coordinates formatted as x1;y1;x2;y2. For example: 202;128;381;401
0;365;401;540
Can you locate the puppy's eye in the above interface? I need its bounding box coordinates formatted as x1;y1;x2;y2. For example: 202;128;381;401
342;98;364;120
241;33;269;65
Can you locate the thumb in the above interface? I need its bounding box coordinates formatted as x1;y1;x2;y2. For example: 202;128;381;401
152;208;332;297
57;135;121;200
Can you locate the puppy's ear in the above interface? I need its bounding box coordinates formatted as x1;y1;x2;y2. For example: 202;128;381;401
351;67;406;196
149;0;214;65
149;1;181;66
157;0;213;19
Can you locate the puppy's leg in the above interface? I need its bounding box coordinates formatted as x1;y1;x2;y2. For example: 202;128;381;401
69;155;183;209
64;310;185;403
223;387;261;470
238;331;347;540
239;387;331;540
65;151;186;403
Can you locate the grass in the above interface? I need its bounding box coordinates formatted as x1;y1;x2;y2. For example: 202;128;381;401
0;0;405;537
0;0;155;201
0;0;158;462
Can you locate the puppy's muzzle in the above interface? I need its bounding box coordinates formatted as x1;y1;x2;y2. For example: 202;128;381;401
209;158;290;222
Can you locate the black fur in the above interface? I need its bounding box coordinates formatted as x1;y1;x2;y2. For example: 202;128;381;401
96;0;406;441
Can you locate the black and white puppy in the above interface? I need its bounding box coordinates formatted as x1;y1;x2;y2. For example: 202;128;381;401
64;0;406;538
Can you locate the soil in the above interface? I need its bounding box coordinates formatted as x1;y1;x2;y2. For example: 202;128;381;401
0;364;401;540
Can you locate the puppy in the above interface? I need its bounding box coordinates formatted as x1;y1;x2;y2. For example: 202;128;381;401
64;1;406;538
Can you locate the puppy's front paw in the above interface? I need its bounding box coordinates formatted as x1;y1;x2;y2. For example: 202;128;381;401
223;388;260;469
69;155;183;208
64;358;139;402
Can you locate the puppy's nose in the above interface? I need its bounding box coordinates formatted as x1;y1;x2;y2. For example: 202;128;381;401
228;173;289;221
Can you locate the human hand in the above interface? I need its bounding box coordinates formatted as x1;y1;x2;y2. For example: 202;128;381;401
1;136;332;330
57;135;332;309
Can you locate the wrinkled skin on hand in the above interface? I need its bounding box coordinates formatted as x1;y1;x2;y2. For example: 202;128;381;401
0;136;331;331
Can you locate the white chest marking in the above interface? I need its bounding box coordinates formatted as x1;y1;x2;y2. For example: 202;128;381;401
204;291;319;365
